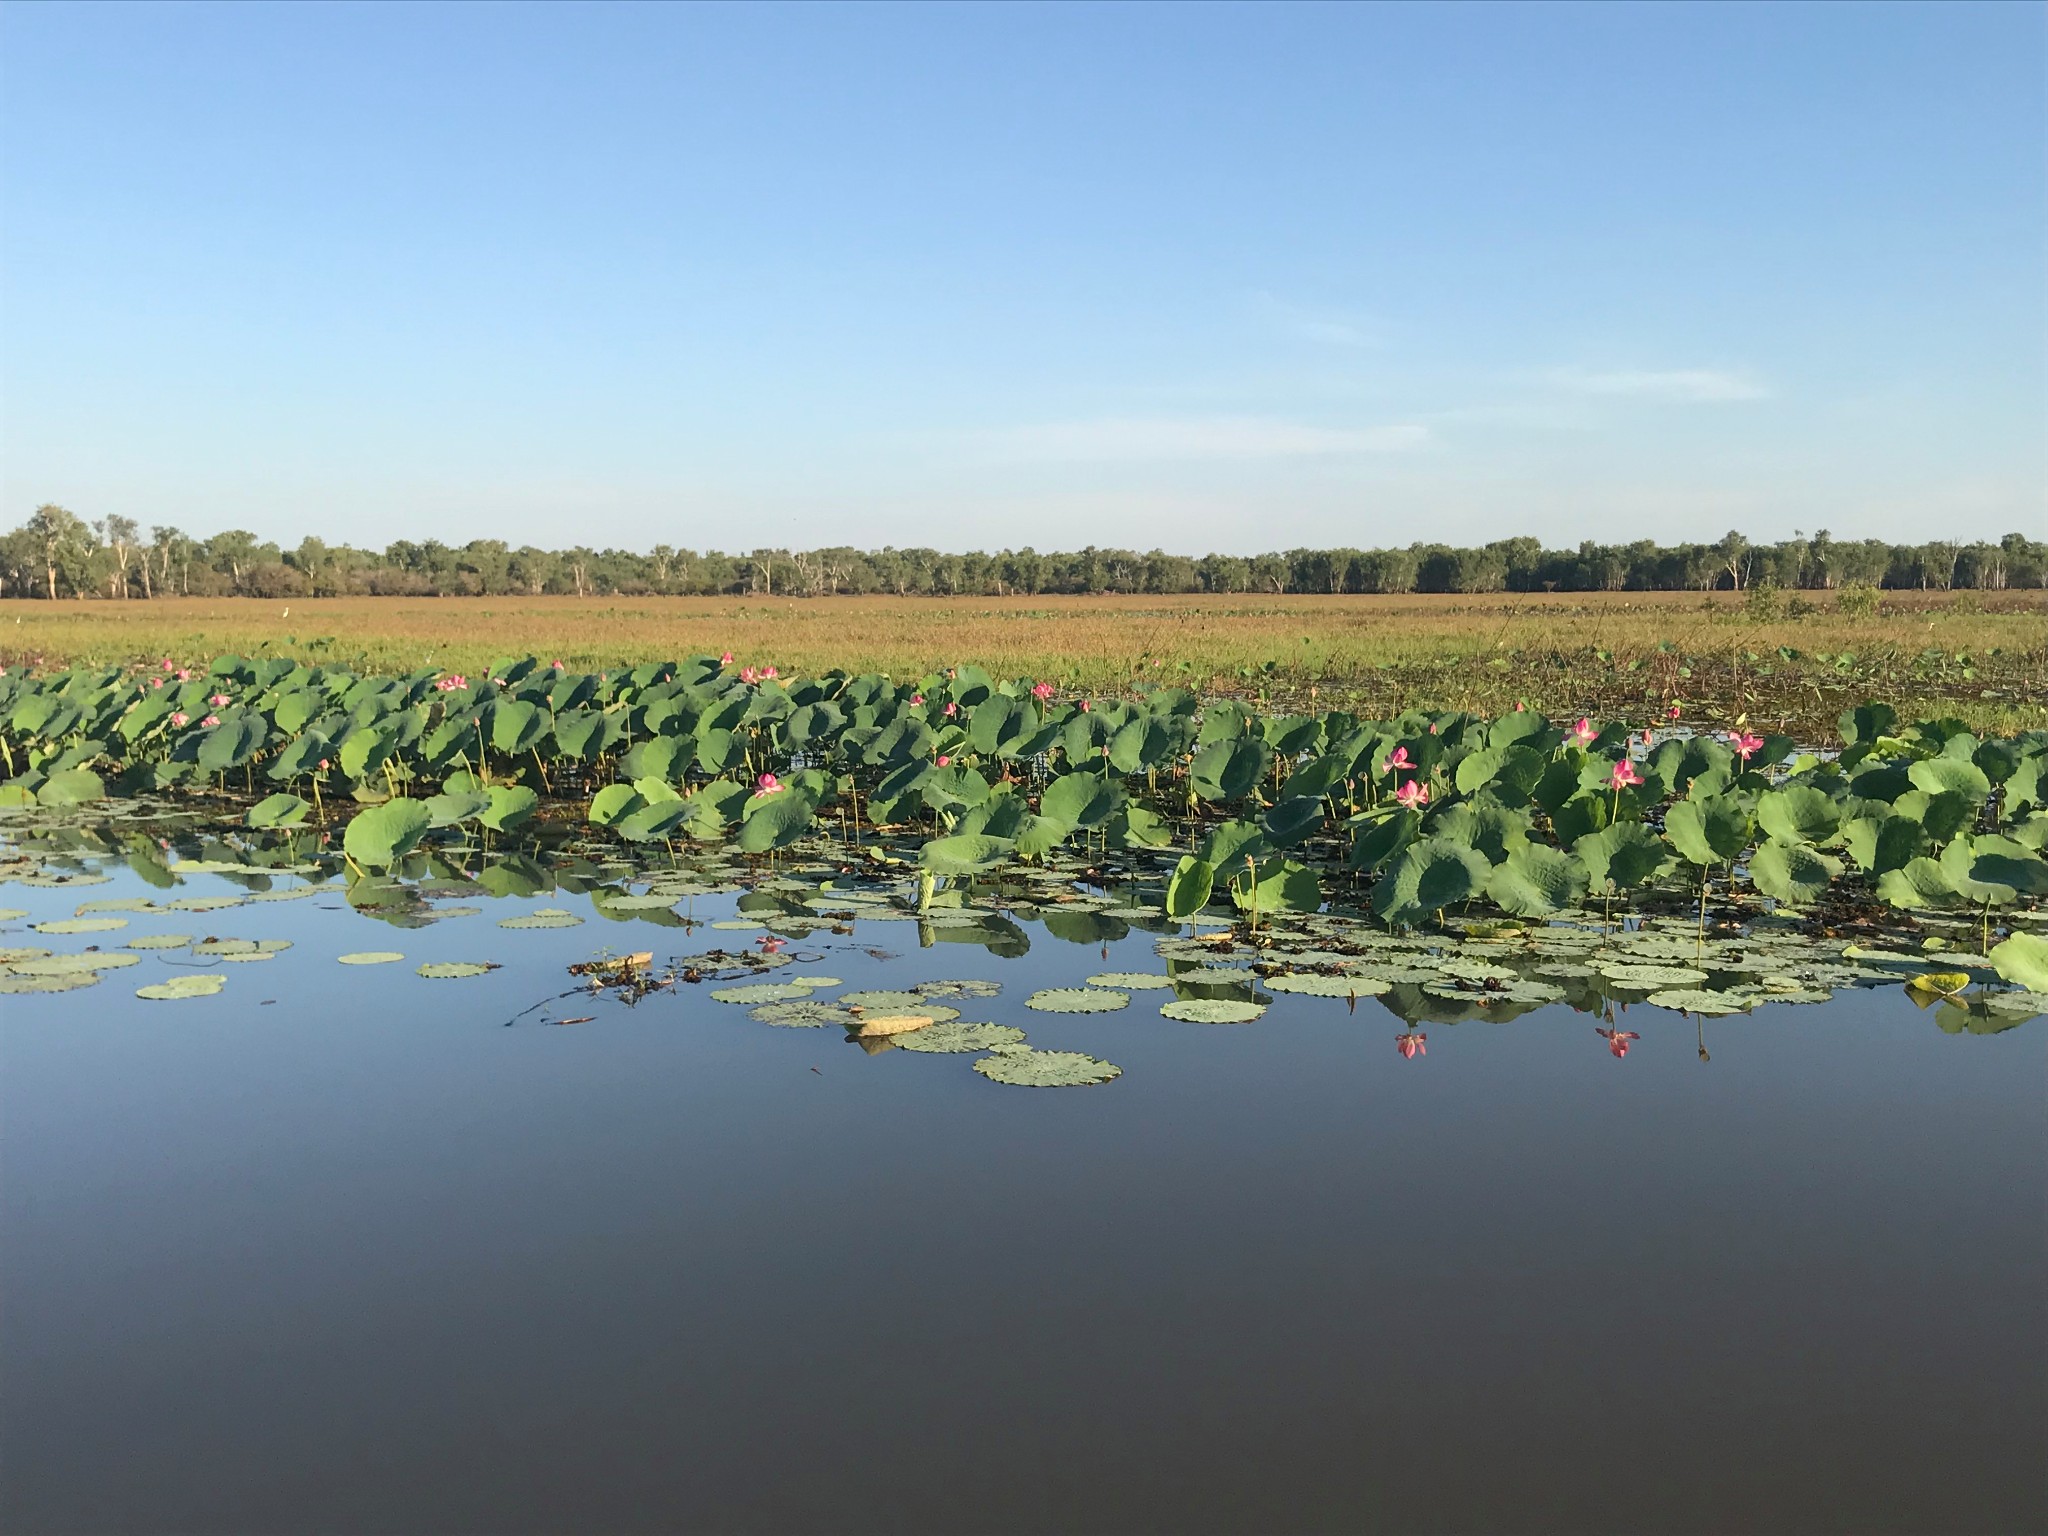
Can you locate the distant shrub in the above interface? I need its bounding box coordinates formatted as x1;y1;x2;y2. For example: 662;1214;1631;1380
1743;583;1782;622
1836;583;1880;618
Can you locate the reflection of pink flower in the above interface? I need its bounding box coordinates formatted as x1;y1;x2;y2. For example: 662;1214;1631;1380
1570;717;1596;747
1383;746;1411;774
1732;730;1765;762
756;935;786;953
1031;682;1054;700
1395;779;1430;809
200;714;220;728
1598;1026;1640;1059
754;772;780;797
170;712;189;726
1610;761;1643;791
1397;1032;1426;1058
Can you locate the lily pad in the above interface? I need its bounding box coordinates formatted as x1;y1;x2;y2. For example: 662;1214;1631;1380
1645;988;1753;1015
5;952;139;974
1085;971;1176;990
1598;962;1710;987
710;981;816;1004
1025;987;1130;1013
0;970;99;993
1261;972;1392;997
839;989;930;1010
417;962;499;979
913;978;1002;999
749;1000;856;1027
893;1022;1029;1053
338;951;406;965
1160;998;1267;1023
498;909;584;929
32;917;128;934
136;974;228;1001
973;1045;1123;1087
124;934;195;950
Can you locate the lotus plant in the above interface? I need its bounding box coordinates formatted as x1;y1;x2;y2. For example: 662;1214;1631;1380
754;772;781;797
1396;1032;1426;1058
1597;1026;1640;1059
1569;717;1596;748
1382;746;1411;775
1031;681;1054;701
1395;779;1429;810
1731;729;1765;763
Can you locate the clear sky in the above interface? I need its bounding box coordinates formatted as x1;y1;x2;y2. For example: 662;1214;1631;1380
2;0;2041;553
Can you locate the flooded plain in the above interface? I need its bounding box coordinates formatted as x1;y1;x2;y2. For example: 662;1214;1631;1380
3;837;2042;1535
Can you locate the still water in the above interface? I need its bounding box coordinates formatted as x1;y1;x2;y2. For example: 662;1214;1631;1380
3;861;2042;1534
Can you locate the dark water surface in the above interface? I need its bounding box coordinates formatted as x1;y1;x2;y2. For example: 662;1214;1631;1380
4;871;2042;1535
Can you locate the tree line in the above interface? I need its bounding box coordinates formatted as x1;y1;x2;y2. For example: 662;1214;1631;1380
5;504;2044;601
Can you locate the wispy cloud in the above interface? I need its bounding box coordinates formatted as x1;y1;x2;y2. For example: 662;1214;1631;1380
1250;292;1381;348
970;416;1432;463
1548;367;1771;402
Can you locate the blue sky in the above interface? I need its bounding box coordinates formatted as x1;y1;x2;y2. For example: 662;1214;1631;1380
2;1;2040;553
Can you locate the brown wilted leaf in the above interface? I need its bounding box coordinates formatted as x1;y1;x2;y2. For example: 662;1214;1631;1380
853;1013;935;1038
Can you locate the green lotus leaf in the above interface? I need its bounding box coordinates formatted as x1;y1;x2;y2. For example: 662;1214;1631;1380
337;951;406;965
1372;836;1493;924
972;1045;1122;1086
913;978;1002;998
245;792;311;829
710;981;815;1003
1748;839;1842;905
1876;856;1961;910
1039;772;1124;829
498;908;584;929
425;790;491;828
1430;802;1529;864
1756;786;1841;846
1346;808;1420;874
0;970;99;993
749;1000;856;1026
840;989;928;1010
1907;756;1991;804
1161;998;1266;1023
1164;856;1214;920
126;934;192;950
32;916;128;934
1980;988;2048;1017
136;974;227;1001
1645;988;1753;1015
1598;962;1710;986
1486;844;1589;919
5;951;138;974
734;791;815;853
1086;971;1176;989
1664;798;1752;866
36;767;106;806
894;1022;1030;1053
343;799;433;868
1189;737;1268;802
1025;987;1129;1013
417;961;498;979
1987;932;2048;993
1260;972;1391;997
1229;858;1322;915
1574;822;1670;892
1261;795;1325;849
479;784;539;832
919;834;1015;875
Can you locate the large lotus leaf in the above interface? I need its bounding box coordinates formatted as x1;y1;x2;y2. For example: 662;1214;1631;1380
1161;998;1267;1024
1941;835;2048;904
1429;802;1528;865
489;700;548;755
550;709;607;761
1839;701;1897;747
36;767;106;806
1230;858;1322;915
1108;716;1169;774
614;798;696;842
1907;756;1991;804
245;792;310;829
1748;839;1841;904
479;784;538;832
196;715;267;773
343;799;433;867
1574;821;1670;892
2011;812;2048;852
1875;856;1961;910
895;1022;1029;1054
1190;737;1269;802
973;1046;1122;1086
1839;814;1928;874
1454;743;1545;801
266;729;331;782
423;790;490;827
922;765;992;813
734;792;814;853
1197;819;1270;870
1279;751;1353;805
1756;786;1841;846
588;783;643;827
1664;798;1752;866
1042;909;1130;945
1373;836;1493;923
1346;808;1419;874
919;834;1014;874
1261;795;1324;849
1487;844;1589;919
1025;988;1129;1013
1164;855;1214;919
2003;754;2046;814
1040;772;1124;829
1987;932;2048;993
338;725;394;781
1486;709;1553;750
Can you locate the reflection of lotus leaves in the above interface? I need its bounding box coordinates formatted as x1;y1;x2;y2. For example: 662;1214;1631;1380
1645;988;1752;1015
974;1046;1123;1086
1025;988;1130;1013
1436;959;1518;981
602;893;685;910
1598;962;1709;986
1085;972;1176;989
417;962;498;979
710;918;773;930
136;974;227;1001
0;971;98;993
894;1022;1029;1053
1161;998;1267;1023
247;886;320;903
1168;967;1254;987
913;978;1001;998
338;951;406;965
749;1001;856;1027
162;896;244;912
1981;990;2048;1016
1262;973;1392;997
710;981;815;1003
1750;987;1832;1005
33;917;128;934
498;909;584;929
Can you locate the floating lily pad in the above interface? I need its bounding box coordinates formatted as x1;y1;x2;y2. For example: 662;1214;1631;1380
161;896;245;912
1261;972;1392;997
193;938;292;960
4;951;138;974
32;917;128;934
1981;990;2048;1017
0;908;27;921
338;951;407;965
973;1045;1123;1086
1645;988;1753;1015
125;934;193;950
1085;971;1176;990
0;970;98;993
75;898;156;914
749;1000;856;1027
839;989;930;1010
498;909;584;929
0;946;50;963
1161;998;1267;1023
894;1022;1029;1054
136;974;227;1001
1025;987;1130;1013
1599;962;1711;987
913;978;1002;999
417;962;498;979
710;981;816;1004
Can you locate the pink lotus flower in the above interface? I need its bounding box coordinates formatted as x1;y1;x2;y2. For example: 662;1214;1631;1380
1641;728;1654;747
1428;723;1439;735
1667;702;1682;720
435;674;468;692
1031;682;1054;701
754;772;781;797
756;935;787;953
1514;702;1526;712
759;665;778;679
208;693;230;707
943;701;957;717
1382;746;1411;774
160;657;174;671
549;659;564;670
1610;760;1643;791
492;677;505;686
911;694;924;705
318;759;329;771
151;677;164;689
1079;700;1091;712
937;754;952;767
1397;1032;1426;1059
1395;779;1430;810
1598;1026;1640;1059
1732;730;1765;762
176;669;191;682
1570;717;1596;747
200;714;219;728
739;667;759;685
170;712;189;727
720;651;734;665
